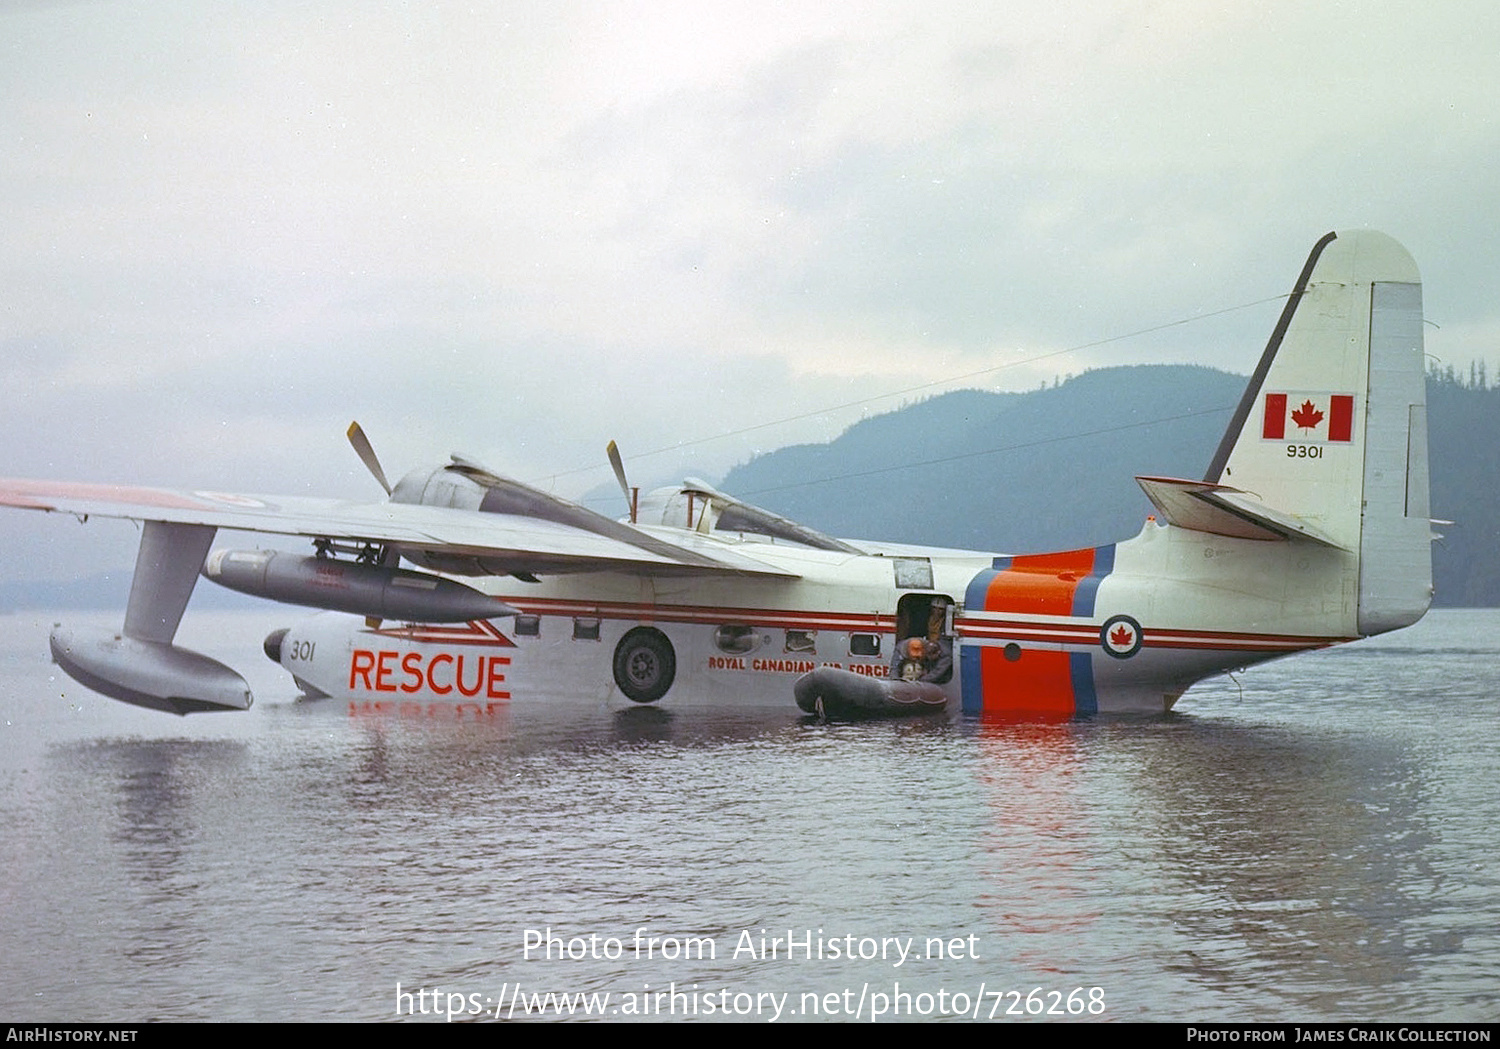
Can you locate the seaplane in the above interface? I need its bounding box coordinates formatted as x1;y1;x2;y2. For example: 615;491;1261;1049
0;230;1435;717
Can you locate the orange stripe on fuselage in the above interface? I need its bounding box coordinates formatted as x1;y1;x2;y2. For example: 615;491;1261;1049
977;645;1076;716
971;547;1099;715
982;549;1099;617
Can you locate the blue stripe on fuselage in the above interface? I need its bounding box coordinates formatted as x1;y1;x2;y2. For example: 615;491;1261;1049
1071;543;1114;617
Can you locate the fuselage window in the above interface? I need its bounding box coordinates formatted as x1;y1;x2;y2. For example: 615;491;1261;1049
514;614;540;638
849;633;882;657
573;617;601;641
784;629;816;654
714;624;760;655
892;557;934;590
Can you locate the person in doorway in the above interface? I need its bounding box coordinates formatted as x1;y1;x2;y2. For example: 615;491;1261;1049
891;600;953;684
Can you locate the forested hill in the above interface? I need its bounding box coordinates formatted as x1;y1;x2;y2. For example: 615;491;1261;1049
723;365;1242;554
720;364;1499;607
1426;368;1500;605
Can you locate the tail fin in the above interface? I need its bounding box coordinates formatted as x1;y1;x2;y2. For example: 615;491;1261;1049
1203;230;1431;634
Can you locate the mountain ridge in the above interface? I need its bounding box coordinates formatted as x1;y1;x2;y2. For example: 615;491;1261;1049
720;364;1494;606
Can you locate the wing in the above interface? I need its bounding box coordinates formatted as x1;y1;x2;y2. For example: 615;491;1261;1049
0;477;799;578
0;473;798;714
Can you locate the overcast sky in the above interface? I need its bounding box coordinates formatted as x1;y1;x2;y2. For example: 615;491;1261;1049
3;0;1497;580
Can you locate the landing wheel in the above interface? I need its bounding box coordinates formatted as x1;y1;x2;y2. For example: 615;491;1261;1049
612;626;676;704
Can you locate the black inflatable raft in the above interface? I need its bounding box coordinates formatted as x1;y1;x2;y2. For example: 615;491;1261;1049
793;667;949;718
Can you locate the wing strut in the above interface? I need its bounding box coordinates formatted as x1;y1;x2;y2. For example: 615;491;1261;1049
125;521;215;641
49;521;253;715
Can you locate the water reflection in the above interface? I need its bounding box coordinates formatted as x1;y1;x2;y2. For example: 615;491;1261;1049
0;610;1495;1020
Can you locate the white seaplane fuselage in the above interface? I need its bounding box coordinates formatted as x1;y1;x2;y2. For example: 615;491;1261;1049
0;230;1435;719
273;505;1373;717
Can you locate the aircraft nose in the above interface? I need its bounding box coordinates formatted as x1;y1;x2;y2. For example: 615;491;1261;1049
263;628;289;664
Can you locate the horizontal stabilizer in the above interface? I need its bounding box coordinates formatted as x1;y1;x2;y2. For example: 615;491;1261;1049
1135;475;1346;548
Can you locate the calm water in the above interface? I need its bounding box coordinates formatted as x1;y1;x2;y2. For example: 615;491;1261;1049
0;608;1495;1022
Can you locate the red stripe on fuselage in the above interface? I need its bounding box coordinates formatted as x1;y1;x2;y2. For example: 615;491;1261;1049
495;595;896;634
959;617;1349;653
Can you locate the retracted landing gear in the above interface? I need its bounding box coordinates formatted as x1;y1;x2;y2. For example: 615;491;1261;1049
612;626;676;704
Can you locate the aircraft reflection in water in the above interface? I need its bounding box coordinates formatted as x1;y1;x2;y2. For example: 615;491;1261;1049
0;231;1435;718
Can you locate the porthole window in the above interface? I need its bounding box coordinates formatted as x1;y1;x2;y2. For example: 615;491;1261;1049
784;629;816;654
714;624;759;654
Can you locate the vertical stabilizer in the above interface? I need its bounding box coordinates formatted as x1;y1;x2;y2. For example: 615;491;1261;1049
1205;230;1431;635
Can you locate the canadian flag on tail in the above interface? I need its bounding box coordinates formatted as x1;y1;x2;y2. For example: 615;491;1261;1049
1262;392;1355;443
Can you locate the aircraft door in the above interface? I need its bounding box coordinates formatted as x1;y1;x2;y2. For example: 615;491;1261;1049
892;593;954;684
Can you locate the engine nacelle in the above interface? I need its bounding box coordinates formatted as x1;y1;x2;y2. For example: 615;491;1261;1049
635;485;718;531
390;465;488;511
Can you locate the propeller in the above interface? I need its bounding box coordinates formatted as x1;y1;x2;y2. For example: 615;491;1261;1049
606;440;637;523
346;421;392;495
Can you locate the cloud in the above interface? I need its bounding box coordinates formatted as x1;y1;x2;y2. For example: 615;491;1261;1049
1;0;1496;583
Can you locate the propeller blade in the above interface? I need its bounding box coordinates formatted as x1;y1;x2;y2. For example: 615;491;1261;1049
606;440;631;508
346;421;392;495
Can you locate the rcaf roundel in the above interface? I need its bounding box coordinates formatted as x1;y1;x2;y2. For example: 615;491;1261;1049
1100;614;1142;659
1262;392;1354;442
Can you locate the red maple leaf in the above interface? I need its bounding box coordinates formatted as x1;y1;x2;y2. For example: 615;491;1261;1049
1290;399;1323;431
1109;623;1134;647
